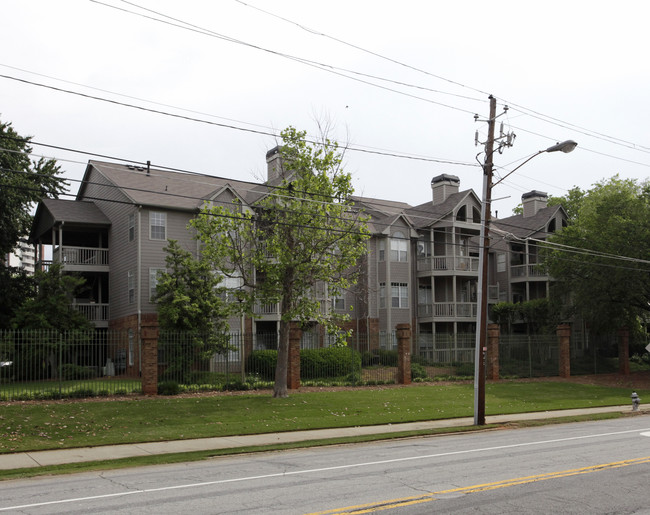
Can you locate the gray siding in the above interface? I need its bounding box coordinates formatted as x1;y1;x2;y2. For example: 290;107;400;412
80;167;139;321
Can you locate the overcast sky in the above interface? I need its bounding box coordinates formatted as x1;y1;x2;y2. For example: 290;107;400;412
2;0;649;216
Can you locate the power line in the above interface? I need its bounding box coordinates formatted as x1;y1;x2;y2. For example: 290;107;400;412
0;73;478;170
231;0;650;159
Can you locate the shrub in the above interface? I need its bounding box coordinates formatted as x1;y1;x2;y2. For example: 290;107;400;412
377;350;398;367
61;364;96;380
246;350;277;380
158;380;180;395
68;388;96;399
410;362;428;380
361;351;379;367
301;347;361;379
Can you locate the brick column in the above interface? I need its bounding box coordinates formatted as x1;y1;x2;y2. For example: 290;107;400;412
618;327;630;375
396;323;411;385
487;323;500;380
287;322;302;390
557;324;571;378
141;323;159;395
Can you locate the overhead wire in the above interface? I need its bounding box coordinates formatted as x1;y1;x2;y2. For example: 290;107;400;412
230;0;650;159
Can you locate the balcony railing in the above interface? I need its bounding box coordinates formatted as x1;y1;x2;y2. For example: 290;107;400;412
253;299;329;317
417;256;479;273
52;246;109;269
510;264;547;278
71;303;109;325
416;302;479;318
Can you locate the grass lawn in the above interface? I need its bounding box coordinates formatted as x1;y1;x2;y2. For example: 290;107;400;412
0;381;643;455
0;379;142;400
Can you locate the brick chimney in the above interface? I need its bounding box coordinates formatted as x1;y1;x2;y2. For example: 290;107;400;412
431;174;460;205
521;190;548;218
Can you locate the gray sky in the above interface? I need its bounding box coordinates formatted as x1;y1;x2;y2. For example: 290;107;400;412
2;0;649;216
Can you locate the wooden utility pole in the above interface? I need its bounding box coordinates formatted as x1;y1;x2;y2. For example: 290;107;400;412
474;95;497;426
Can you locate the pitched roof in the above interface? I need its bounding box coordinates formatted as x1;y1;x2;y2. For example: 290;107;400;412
405;190;477;228
29;198;111;243
79;161;268;210
492;205;566;239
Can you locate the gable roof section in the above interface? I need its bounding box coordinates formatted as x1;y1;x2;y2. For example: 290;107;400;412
29;198;111;243
492;205;566;240
78;161;266;211
405;190;478;229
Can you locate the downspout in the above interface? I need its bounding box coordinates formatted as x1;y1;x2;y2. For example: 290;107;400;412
137;206;142;374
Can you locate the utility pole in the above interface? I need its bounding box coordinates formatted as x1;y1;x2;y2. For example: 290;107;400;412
474;95;497;426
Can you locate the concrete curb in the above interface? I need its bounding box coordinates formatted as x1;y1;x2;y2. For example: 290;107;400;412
0;404;645;471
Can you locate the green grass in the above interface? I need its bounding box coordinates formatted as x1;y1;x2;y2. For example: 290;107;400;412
0;381;643;455
0;379;142;400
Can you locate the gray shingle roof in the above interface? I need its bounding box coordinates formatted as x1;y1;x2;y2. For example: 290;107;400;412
81;161;268;210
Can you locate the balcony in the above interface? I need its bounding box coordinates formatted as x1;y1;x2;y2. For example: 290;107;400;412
510;263;548;280
52;246;109;272
253;299;328;318
418;302;477;319
417;256;479;274
71;302;109;328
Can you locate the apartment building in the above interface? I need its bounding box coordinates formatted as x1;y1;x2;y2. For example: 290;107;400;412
28;152;565;360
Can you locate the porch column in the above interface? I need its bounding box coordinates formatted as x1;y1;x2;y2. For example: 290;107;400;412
397;323;412;385
141;323;159;395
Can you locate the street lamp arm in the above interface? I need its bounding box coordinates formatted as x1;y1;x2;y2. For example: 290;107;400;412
492;140;578;187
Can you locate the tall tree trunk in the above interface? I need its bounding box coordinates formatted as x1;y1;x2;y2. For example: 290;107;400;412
274;319;290;398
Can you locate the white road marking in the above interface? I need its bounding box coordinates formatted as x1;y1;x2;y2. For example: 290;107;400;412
2;426;649;511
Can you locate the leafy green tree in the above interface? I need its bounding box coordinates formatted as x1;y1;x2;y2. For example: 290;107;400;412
0;119;66;257
154;240;232;382
192;127;370;397
0;266;35;329
11;263;92;379
545;176;650;333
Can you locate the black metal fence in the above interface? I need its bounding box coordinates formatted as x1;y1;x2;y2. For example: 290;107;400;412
0;330;407;400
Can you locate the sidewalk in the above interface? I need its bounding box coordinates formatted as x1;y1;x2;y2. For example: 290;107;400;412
0;404;645;471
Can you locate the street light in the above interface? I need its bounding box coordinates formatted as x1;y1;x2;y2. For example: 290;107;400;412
473;98;577;426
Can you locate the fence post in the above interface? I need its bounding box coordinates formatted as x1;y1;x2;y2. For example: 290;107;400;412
618;327;630;376
141;323;159;395
557;324;571;378
396;323;411;385
287;322;302;390
487;323;500;380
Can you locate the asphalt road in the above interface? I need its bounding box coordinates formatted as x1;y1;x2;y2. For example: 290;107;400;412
1;415;650;514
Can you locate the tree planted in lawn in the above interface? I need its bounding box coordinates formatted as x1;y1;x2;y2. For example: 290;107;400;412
191;127;370;397
154;240;232;382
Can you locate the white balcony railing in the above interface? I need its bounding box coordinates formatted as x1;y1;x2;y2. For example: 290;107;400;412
417;256;479;273
53;246;109;267
510;264;547;278
71;303;109;322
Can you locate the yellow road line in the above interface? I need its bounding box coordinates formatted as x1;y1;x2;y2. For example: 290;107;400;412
306;456;650;514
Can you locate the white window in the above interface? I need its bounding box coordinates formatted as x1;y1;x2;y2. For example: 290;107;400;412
331;295;345;311
379;283;386;308
149;268;165;301
390;232;408;262
220;274;244;302
497;253;506;273
128;213;135;242
150;211;166;240
378;239;385;261
127;270;135;304
391;283;409;308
